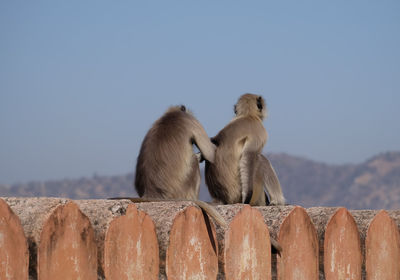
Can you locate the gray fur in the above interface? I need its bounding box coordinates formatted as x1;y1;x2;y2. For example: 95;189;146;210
134;106;226;226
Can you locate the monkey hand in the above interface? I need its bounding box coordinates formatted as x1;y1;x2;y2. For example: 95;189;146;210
196;152;206;162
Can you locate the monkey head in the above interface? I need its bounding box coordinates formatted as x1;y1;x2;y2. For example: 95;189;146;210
165;105;193;115
233;93;267;120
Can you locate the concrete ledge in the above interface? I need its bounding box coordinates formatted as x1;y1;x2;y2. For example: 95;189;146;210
1;197;400;280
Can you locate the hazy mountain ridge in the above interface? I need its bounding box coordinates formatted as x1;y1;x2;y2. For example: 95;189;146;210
1;152;399;210
0;174;136;199
268;152;400;209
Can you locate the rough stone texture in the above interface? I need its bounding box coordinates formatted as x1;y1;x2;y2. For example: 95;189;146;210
366;210;400;280
2;197;69;279
388;209;400;232
0;198;29;280
1;198;399;279
214;204;248;279
350;209;380;279
74;199;131;277
166;206;218;280
278;206;319;280
135;201;210;279
224;205;271;280
104;204;159;280
256;205;296;279
306;207;341;280
256;205;296;238
349;209;379;242
38;201;97;280
324;208;362;280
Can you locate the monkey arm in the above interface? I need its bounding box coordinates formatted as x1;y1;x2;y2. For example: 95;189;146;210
192;122;216;163
195;152;205;163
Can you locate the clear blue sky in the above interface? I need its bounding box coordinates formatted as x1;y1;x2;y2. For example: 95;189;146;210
1;1;399;184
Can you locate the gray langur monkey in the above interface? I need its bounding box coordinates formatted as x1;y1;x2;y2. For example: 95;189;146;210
204;93;285;254
205;93;285;206
117;105;226;227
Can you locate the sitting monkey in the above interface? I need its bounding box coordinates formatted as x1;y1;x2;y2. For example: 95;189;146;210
205;93;285;206
113;105;226;227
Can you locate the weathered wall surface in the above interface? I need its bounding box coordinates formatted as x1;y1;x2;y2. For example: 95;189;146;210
1;197;399;280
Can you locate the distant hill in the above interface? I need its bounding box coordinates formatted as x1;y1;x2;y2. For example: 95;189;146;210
1;152;400;210
0;174;136;200
268;152;400;209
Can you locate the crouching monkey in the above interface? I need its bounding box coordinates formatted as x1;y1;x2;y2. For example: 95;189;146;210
112;105;226;227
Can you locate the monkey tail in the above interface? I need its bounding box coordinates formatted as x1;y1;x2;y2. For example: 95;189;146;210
270;237;282;256
194;200;227;227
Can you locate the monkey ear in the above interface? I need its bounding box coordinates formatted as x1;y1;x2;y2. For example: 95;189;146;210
234;104;237;115
180;105;186;112
257;96;263;112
